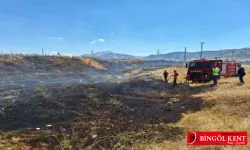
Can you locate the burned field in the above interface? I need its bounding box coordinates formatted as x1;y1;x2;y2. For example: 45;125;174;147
0;56;203;149
0;74;205;149
1;56;249;150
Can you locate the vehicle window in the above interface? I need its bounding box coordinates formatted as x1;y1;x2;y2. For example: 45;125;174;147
189;62;212;68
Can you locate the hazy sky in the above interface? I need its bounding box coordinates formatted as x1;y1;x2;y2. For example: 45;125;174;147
0;0;250;56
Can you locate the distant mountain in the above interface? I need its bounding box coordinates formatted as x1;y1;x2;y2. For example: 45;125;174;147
145;48;250;61
83;48;250;61
83;51;137;60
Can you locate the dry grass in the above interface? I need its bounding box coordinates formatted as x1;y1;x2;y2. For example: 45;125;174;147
127;60;142;65
135;68;250;150
124;67;188;84
0;55;107;72
80;57;107;70
0;55;26;62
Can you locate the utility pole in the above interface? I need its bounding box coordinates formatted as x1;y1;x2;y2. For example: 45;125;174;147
199;42;205;59
42;48;44;56
184;47;187;62
157;49;160;55
232;51;234;61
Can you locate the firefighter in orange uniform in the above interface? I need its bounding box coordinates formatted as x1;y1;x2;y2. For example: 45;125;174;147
172;70;179;86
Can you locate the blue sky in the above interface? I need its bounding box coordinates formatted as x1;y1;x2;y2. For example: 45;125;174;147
0;0;250;56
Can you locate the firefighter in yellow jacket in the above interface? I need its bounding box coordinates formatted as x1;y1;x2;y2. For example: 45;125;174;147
212;64;220;86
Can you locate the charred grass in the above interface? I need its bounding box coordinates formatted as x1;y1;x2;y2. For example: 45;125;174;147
0;75;203;149
0;67;250;150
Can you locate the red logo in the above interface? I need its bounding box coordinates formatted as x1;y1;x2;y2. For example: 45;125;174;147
187;132;248;146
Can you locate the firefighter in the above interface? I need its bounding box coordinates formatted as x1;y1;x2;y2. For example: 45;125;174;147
171;70;179;86
212;64;220;86
237;64;245;84
163;70;169;83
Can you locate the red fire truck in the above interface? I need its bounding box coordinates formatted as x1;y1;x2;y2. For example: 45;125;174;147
187;58;240;82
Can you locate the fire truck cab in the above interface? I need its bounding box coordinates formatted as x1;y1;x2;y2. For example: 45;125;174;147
187;58;240;82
